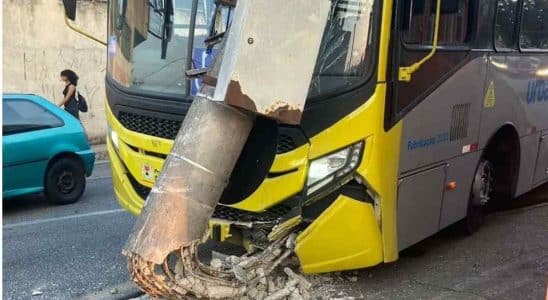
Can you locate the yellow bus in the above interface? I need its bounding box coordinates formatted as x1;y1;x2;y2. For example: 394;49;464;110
64;0;547;292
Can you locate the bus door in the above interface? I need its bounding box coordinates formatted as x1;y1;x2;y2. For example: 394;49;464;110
389;0;485;249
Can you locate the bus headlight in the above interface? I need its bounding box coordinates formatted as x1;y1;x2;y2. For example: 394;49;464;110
109;126;120;150
306;141;364;195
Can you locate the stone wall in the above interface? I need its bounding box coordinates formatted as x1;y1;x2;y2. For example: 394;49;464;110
3;0;108;143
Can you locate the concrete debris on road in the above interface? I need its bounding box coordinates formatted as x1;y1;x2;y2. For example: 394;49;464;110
127;264;361;300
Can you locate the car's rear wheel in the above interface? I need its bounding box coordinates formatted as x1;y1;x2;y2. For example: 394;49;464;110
45;157;86;205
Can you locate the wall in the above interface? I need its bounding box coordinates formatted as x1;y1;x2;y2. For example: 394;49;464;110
3;0;108;143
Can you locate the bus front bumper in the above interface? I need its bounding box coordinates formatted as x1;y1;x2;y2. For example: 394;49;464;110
107;137;144;216
108;131;385;273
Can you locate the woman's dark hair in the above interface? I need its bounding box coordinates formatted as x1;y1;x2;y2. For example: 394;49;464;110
60;69;79;86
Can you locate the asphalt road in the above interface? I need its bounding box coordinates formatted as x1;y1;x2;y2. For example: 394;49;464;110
313;187;548;300
3;161;547;299
3;162;135;300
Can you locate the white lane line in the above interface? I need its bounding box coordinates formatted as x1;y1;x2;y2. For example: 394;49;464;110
3;209;126;229
87;175;113;181
95;160;111;166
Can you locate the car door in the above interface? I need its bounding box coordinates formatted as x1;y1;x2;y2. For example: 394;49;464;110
2;98;65;198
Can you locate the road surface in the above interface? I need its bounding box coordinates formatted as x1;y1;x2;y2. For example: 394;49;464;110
312;185;548;300
3;161;547;299
3;162;133;299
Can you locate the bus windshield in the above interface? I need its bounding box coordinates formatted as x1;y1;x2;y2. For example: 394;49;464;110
107;0;225;98
106;0;375;100
309;0;376;98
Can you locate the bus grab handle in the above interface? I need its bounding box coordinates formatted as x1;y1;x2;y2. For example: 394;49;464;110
398;0;442;82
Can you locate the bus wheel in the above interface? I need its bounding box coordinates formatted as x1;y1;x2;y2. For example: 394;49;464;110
465;159;494;234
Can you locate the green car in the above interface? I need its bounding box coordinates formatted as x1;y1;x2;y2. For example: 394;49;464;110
2;94;95;204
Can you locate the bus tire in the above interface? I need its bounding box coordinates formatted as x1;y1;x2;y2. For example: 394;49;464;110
465;159;494;234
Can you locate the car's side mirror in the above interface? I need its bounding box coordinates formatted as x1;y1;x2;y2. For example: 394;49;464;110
62;0;77;21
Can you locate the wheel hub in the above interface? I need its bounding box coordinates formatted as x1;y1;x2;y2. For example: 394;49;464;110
478;162;494;206
57;171;75;194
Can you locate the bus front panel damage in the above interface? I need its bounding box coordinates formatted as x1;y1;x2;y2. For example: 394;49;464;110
123;0;330;298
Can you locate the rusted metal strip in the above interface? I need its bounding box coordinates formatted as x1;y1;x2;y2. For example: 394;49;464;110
212;0;331;124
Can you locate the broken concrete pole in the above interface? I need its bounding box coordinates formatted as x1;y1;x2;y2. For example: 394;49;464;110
123;95;254;264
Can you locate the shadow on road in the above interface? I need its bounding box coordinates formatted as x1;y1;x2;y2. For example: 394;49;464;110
2;194;55;215
504;182;548;209
320;183;548;299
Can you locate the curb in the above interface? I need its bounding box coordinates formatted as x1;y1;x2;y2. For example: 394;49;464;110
91;143;109;161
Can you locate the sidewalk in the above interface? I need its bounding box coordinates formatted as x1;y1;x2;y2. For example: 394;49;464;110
91;143;109;162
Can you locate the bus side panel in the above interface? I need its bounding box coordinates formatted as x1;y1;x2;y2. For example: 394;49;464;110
396;57;488;249
398;56;487;174
534;132;548;185
396;151;483;248
516;133;541;195
478;55;548;197
439;152;482;229
397;164;446;251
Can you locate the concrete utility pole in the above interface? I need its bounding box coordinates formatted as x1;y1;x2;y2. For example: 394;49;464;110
123;0;331;298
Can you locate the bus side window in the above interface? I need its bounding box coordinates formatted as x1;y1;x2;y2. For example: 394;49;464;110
494;0;519;51
401;0;471;46
392;0;475;122
519;0;548;51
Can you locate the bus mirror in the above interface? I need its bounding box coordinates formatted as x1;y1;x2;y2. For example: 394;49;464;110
62;0;77;21
62;0;107;46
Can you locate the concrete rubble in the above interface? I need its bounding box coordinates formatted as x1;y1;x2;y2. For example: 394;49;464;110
128;256;364;300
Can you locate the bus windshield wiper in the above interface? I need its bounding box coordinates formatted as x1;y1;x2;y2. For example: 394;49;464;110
204;31;225;48
184;0;233;88
185;67;209;78
204;0;234;49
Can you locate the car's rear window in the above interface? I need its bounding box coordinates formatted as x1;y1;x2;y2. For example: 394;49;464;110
3;99;64;135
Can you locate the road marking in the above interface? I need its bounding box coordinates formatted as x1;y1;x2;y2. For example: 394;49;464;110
95;160;110;166
87;175;112;181
3;209;126;229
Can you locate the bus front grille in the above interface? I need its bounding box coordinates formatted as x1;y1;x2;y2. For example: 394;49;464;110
276;134;297;154
117;110;299;154
118;111;182;140
211;202;292;222
125;164;293;221
127;171;152;200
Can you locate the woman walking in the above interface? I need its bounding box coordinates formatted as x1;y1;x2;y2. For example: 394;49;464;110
59;69;80;120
